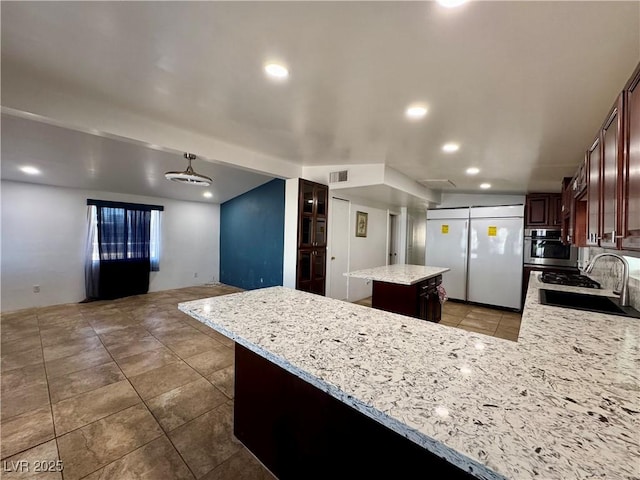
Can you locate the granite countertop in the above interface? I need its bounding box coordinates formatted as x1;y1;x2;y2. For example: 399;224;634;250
178;274;639;480
344;264;450;285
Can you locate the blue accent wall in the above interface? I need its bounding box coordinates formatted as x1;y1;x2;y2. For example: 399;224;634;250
220;179;285;290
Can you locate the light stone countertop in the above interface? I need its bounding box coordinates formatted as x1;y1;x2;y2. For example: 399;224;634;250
344;264;450;285
178;273;639;480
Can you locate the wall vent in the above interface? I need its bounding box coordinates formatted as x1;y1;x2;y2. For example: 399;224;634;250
329;170;348;183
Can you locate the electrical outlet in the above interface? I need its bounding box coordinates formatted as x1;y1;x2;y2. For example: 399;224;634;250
33;285;40;293
194;272;198;278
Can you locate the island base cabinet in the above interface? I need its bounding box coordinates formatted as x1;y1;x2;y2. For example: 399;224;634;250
233;344;474;480
372;276;442;322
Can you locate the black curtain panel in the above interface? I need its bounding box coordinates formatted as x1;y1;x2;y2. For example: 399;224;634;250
85;200;163;301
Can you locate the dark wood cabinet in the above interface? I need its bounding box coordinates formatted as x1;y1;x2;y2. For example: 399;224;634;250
296;179;328;295
560;177;573;244
586;136;602;246
566;62;640;251
600;96;623;249
622;63;640;250
525;193;562;228
372;275;442;322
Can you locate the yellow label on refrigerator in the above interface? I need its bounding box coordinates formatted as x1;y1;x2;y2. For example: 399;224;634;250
441;224;449;234
488;226;497;236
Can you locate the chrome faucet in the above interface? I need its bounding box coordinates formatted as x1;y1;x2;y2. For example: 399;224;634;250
582;253;630;307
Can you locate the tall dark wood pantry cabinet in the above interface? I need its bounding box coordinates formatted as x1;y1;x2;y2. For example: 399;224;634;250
296;179;329;295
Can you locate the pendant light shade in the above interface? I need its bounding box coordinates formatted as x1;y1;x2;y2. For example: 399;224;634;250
165;153;212;186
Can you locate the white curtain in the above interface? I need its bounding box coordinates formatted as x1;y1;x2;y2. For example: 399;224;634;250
84;205;100;299
150;210;161;271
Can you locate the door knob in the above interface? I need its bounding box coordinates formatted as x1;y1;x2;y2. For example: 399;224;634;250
331;256;336;260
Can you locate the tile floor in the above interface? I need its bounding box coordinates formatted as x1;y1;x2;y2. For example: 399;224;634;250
353;297;522;342
1;285;522;480
0;284;275;480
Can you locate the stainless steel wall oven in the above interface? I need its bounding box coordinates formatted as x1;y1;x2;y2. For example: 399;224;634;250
524;229;578;267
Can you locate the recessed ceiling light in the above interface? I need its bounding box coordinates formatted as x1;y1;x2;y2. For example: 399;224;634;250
203;192;213;198
437;0;468;8
480;183;491;189
442;143;460;153
264;63;289;79
20;166;40;175
466;167;480;175
405;104;428;120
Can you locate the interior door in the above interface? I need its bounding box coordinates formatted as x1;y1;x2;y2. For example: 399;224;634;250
328;198;349;300
425;218;468;301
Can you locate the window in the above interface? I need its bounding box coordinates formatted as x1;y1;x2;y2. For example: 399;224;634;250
87;200;163;271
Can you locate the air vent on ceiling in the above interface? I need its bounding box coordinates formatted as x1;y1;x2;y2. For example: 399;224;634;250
419;179;457;189
329;170;348;183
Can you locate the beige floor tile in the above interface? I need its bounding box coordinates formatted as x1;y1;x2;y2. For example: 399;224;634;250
42;336;102;363
0;335;42;355
0;439;62;480
206;365;234;399
1;381;50;421
98;326;151;347
87;318;135;336
201;329;234;348
128;361;201;400
164;335;224;359
105;336;164;361
455;324;497;337
458;316;500;332
185;347;234;377
499;316;522;328
115;347;180;378
48;361;125;404
1;406;55;459
201;448;275;480
37;314;86;329
151;326;206;346
439;315;464;327
39;323;95;347
83;436;194;480
168;404;242;478
52;379;140;435
147;377;228;432
1;327;41;346
1;363;47;393
464;310;503;322
56;404;163;480
494;328;520;342
1;347;44;373
44;345;112;379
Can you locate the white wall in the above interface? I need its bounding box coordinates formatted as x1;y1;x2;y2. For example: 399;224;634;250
282;178;299;289
1;181;220;312
347;203;388;301
406;209;426;265
437;193;526;208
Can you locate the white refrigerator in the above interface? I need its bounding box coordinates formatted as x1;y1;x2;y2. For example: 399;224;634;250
426;205;524;310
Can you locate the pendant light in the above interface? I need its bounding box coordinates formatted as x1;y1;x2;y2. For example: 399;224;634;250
165;153;212;186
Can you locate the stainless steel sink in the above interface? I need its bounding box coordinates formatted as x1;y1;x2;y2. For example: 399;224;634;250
539;289;640;319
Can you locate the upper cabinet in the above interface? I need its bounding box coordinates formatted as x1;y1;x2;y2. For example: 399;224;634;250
568;61;640;251
586;136;602;246
621;64;640;250
600;96;623;249
525;193;562;228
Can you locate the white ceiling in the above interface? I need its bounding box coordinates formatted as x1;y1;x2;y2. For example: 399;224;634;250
0;113;274;204
1;1;639;198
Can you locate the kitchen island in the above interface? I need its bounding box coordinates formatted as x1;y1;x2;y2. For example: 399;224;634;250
179;276;639;480
345;264;450;321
